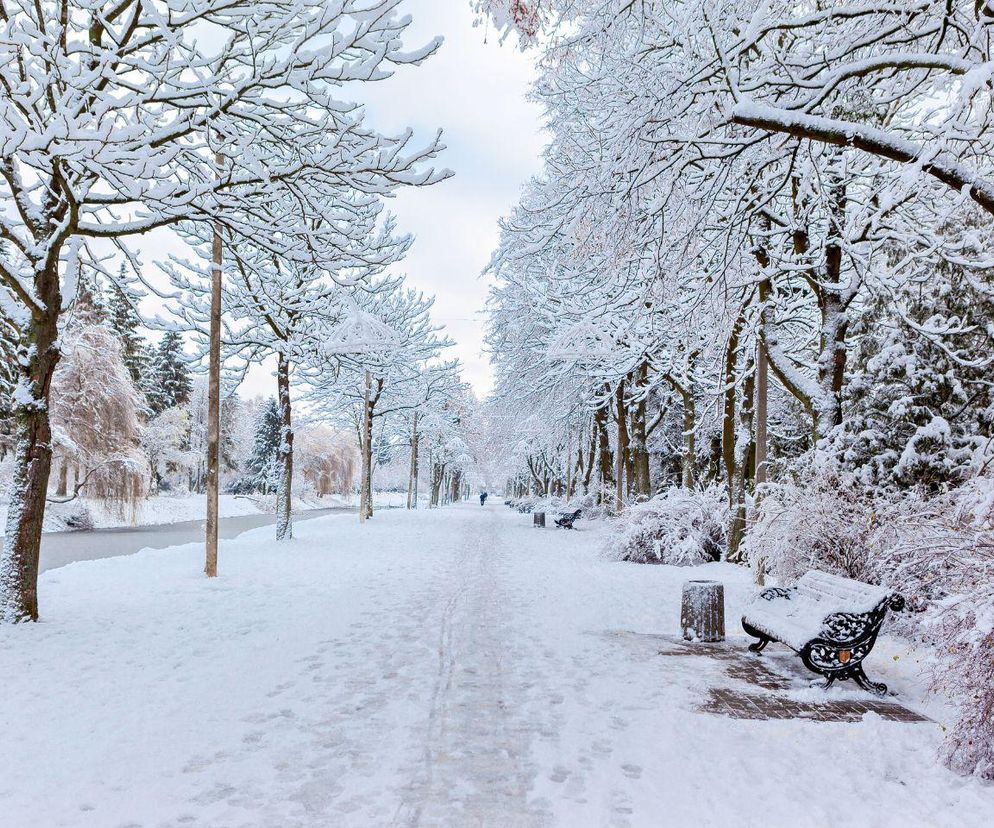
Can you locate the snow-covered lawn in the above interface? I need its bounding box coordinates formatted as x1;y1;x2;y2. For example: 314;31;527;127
1;505;991;827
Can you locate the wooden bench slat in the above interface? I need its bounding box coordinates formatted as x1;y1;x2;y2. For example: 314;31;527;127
741;570;903;697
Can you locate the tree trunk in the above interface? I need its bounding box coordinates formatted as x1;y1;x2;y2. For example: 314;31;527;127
359;371;371;524
667;371;698;490
1;293;60;622
56;461;68;498
680;386;697;489
582;419;596;493
275;354;294;541
728;360;756;562
722;312;746;508
594;392;614;504
204;208;222;578
365;433;373;519
816;171;849;442
407;413;419;509
615;380;628;512
631;367;652;499
755;279;770;492
431;461;444;508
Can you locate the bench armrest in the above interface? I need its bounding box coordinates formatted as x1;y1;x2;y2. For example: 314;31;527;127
757;586;793;602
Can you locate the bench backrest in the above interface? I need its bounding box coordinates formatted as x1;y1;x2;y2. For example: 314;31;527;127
795;571;891;613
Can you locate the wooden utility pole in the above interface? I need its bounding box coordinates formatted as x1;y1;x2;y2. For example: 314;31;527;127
205;157;223;578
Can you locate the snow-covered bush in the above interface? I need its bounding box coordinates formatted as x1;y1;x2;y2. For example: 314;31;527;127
864;480;994;781
742;472;879;583
606;486;728;565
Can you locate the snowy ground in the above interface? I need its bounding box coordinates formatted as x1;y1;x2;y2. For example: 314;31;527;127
1;504;992;827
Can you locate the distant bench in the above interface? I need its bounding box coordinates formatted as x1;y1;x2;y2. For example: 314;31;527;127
555;509;582;530
741;570;904;696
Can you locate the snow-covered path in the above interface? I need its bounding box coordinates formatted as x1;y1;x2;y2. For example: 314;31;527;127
1;505;992;827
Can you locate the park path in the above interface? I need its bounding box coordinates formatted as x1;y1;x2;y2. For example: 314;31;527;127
1;504;990;827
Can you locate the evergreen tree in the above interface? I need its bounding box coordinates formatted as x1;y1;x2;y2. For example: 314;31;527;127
828;261;994;491
149;332;193;415
245;397;282;494
106;266;151;390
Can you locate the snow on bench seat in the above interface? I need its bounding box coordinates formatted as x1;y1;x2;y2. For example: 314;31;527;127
741;570;904;696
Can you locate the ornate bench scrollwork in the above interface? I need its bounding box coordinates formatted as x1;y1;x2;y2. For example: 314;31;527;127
742;570;904;696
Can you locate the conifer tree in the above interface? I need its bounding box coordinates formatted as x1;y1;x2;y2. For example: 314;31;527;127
246;398;282;494
106;266;150;390
150;333;193;415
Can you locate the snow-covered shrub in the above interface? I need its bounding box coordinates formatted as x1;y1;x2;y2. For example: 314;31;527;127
606;486;728;565
63;505;95;531
742;472;878;583
863;480;994;781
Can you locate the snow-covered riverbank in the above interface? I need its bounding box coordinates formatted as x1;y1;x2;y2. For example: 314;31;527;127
0;490;416;533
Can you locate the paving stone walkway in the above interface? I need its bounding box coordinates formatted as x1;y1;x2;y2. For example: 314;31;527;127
654;636;930;723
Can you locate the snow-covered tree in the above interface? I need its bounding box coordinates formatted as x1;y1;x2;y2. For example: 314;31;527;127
49;320;146;513
0;0;447;622
141;407;191;494
308;280;455;521
148;333;193;417
106;267;152;394
294;425;357;499
244;398;282;496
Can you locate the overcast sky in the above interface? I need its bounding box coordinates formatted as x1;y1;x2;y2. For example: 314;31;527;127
141;1;545;402
355;1;546;398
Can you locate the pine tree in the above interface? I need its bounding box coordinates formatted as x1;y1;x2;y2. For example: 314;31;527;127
106;266;150;389
245;397;282;494
828;260;994;491
149;332;193;415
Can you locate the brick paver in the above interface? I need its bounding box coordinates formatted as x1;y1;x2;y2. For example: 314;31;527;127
653;635;930;724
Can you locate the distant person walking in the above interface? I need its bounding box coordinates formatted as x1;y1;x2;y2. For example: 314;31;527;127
480;491;488;506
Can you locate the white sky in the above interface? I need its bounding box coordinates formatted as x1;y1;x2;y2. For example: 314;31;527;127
354;0;546;398
134;1;545;402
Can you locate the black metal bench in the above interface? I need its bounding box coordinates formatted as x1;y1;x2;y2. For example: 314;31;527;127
555;509;582;530
741;570;904;696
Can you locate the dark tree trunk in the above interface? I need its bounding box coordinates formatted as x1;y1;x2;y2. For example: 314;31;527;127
275;354;294;541
722;312;746;508
1;268;61;622
594;393;614;503
728;361;756;562
615;381;628;511
631;370;652;498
